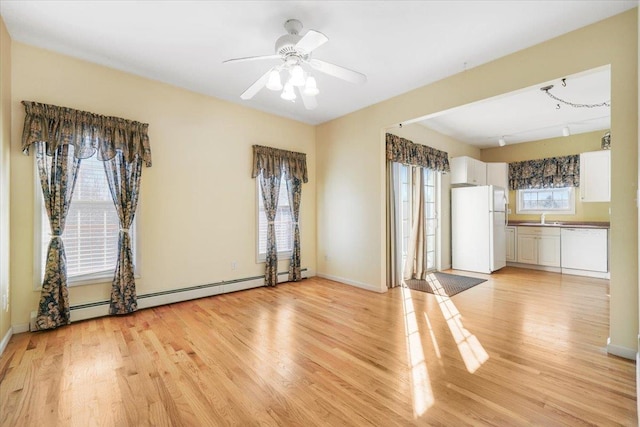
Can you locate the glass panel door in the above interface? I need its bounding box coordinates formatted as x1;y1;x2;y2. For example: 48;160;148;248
393;163;438;275
424;168;437;272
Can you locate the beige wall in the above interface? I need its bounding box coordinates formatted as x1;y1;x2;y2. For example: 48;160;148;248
481;130;610;223
317;10;638;351
0;17;12;342
387;125;480;270
9;42;316;328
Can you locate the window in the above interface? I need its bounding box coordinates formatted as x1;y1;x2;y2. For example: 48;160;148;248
257;177;293;261
36;154;136;287
516;187;575;214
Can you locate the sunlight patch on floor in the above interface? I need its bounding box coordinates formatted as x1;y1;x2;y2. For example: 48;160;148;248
427;273;489;373
401;285;434;416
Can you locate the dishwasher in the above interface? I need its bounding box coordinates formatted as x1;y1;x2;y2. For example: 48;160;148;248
560;228;608;273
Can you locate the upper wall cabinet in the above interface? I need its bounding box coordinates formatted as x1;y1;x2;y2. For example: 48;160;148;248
580;150;610;202
486;162;509;200
450;156;487;186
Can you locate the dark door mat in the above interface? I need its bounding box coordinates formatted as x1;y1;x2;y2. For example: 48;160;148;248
404;272;487;297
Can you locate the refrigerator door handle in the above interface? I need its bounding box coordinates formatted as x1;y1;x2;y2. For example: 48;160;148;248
503;195;508;226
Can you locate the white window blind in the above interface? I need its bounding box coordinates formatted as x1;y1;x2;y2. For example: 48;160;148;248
39;154;125;284
257;178;293;260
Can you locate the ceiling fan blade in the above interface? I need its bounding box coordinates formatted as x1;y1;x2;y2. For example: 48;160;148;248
296;87;318;110
223;54;281;64
295;30;328;54
240;68;273;100
308;59;367;84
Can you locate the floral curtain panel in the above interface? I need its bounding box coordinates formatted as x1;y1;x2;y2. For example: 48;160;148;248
509;155;579;190
286;177;303;282
252;145;307;286
22;101;151;327
385;133;450;173
104;152;143;315
34;142;81;330
259;174;282;287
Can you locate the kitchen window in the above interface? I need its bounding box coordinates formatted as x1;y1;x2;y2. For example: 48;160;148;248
516;187;575;214
35;154;137;288
256;177;293;261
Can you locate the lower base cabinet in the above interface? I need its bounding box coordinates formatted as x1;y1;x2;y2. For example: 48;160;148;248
516;227;560;267
506;226;516;262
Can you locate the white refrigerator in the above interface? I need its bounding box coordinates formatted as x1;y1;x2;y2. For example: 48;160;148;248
452;185;507;274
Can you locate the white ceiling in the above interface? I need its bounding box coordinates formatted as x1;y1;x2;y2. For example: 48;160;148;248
416;66;611;148
0;1;636;126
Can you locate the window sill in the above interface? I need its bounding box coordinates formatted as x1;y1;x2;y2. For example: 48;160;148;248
257;251;293;263
33;273;141;290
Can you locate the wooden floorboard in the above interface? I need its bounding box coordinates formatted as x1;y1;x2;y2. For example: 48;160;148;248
0;267;636;426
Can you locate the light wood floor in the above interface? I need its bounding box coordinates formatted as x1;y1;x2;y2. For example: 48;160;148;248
0;267;636;426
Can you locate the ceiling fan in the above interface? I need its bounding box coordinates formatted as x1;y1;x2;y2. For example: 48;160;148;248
223;19;367;110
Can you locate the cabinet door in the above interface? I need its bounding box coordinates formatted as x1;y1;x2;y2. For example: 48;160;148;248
506;227;516;262
537;235;561;267
486;162;507;188
580;150;610;202
451;156;487;186
472;158;487;185
517;235;537;264
450;157;470;185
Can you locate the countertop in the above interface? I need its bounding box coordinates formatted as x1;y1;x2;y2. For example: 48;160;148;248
508;220;610;229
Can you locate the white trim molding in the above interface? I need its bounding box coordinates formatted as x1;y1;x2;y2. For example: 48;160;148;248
606;338;636;360
0;327;12;357
317;273;385;293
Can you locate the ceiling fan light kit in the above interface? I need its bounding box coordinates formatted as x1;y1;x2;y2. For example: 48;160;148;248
223;19;367;110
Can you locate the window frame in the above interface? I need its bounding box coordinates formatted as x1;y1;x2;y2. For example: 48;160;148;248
255;177;294;263
33;155;140;290
515;187;576;215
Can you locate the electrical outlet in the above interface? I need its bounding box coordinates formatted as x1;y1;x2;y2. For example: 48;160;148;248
1;291;6;311
231;261;237;270
507;208;512;214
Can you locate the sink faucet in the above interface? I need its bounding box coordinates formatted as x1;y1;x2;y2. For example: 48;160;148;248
541;212;546;225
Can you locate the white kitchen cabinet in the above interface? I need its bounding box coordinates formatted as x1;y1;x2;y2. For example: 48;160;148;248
580;150;610;202
450;156;487;186
537;235;561;267
487;162;509;203
506;226;516;262
516;226;560;267
487;162;508;188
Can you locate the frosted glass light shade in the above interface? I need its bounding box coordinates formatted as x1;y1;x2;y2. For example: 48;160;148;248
303;76;319;96
289;65;306;86
266;70;282;91
281;82;296;101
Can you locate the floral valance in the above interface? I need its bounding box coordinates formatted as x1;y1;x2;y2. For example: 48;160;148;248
252;145;308;183
21;101;152;167
509;154;579;190
385;133;450;173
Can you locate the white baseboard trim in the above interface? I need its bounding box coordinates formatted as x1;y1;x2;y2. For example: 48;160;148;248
637;336;640;417
561;268;609;279
12;323;29;333
0;326;12;357
506;262;561;273
316;273;384;293
606;338;636;360
67;268;310;325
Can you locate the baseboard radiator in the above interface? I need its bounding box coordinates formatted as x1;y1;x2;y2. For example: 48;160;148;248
30;269;308;331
